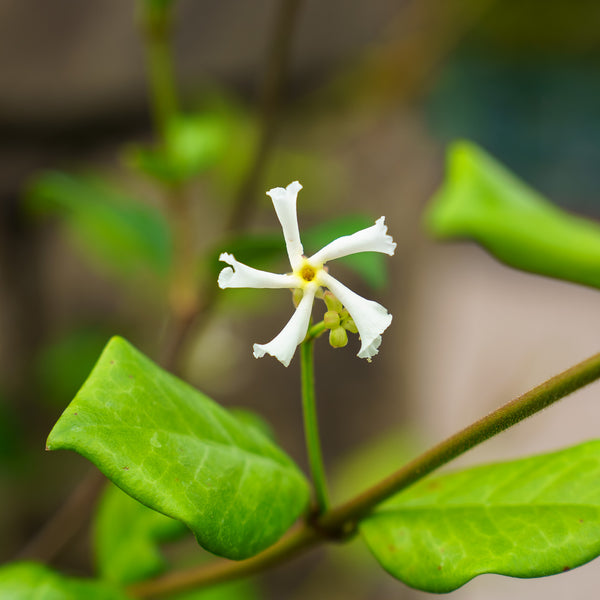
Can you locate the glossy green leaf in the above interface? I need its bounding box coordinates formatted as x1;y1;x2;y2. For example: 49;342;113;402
26;171;171;277
361;440;600;592
94;483;188;585
47;336;310;560
426;141;600;289
0;562;129;600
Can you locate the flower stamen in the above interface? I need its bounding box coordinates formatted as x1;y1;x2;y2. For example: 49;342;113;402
300;265;317;283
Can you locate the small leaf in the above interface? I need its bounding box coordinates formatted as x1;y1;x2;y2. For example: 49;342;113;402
26;171;171;278
426;141;600;289
126;113;228;184
360;440;600;592
0;562;129;600
94;483;188;584
47;337;310;560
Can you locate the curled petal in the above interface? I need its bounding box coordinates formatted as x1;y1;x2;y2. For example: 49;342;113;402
309;217;396;265
319;272;391;360
218;253;299;289
266;181;304;270
253;287;316;367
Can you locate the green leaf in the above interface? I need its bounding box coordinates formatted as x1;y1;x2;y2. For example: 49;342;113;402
127;113;228;184
26;171;171;278
360;440;600;593
47;336;310;560
94;483;188;585
425;141;600;289
0;562;129;600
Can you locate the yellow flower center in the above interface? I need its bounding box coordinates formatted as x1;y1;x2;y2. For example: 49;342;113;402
296;260;322;288
300;265;316;282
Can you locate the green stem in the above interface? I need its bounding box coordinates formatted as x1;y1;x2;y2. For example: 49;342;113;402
306;320;327;340
300;338;329;513
128;351;600;598
138;0;178;141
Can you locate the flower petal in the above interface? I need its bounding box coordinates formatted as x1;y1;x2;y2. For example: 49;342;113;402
318;272;392;360
266;181;304;270
253;287;316;367
218;253;299;289
309;216;396;265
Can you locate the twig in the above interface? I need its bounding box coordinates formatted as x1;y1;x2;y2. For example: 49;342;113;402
128;350;600;598
226;0;304;233
161;0;305;368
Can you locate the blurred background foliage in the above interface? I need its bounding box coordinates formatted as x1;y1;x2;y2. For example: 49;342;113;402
1;0;600;598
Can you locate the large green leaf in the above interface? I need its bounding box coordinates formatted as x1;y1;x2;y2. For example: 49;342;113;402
360;441;600;592
47;336;310;560
0;562;129;600
26;171;171;278
425;141;600;289
94;483;188;585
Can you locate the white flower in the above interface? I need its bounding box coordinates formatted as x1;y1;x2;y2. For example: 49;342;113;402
218;181;396;367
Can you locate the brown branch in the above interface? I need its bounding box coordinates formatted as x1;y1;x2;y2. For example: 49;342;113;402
128;523;319;599
160;0;306;369
226;0;304;233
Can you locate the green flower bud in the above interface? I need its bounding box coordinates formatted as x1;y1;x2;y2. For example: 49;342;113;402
323;310;340;329
292;288;304;307
329;326;348;348
342;315;358;334
323;291;343;313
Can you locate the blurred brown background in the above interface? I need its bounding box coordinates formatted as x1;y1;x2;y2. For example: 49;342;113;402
1;1;600;598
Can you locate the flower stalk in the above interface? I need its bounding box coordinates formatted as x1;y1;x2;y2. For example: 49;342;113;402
300;337;329;514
